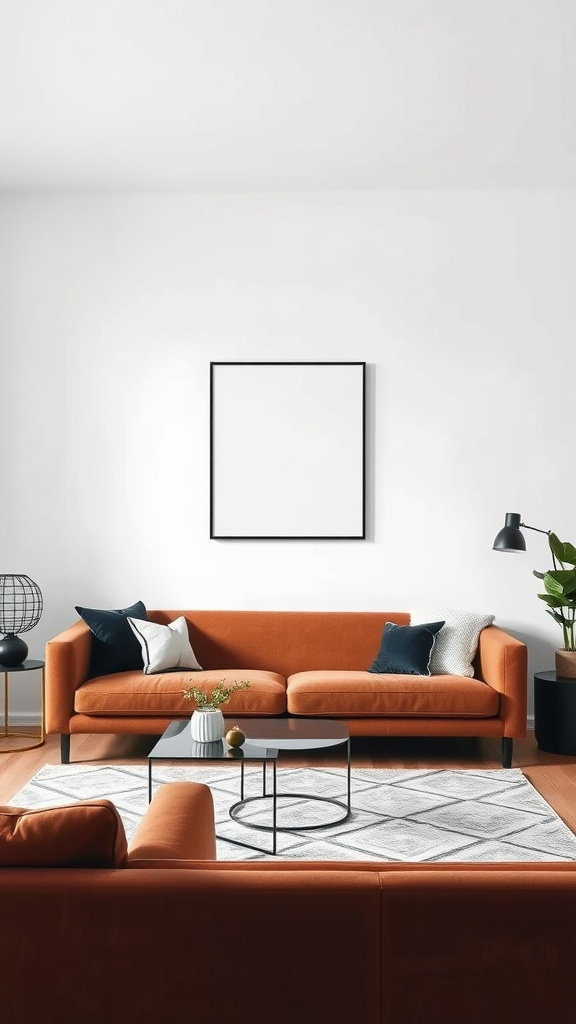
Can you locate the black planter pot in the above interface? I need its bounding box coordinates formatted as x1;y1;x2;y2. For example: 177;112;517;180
534;671;576;755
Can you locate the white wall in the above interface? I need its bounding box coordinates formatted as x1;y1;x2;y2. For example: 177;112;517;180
1;191;574;719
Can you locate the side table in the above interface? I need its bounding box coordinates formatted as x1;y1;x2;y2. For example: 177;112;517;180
534;670;576;756
0;659;45;752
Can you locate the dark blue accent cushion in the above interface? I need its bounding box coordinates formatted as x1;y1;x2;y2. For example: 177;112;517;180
75;601;148;678
367;621;445;676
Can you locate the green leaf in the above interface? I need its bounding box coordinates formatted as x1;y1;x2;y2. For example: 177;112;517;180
548;532;562;559
537;593;566;607
543;569;576;599
545;608;571;626
533;570;546;580
549;533;576;566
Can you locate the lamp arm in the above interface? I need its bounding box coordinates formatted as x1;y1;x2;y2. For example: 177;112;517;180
520;522;560;570
520;522;551;536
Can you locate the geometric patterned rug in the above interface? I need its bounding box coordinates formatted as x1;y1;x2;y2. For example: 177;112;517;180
9;763;576;862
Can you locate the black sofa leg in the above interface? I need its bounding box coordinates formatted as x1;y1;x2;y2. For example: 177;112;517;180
502;738;513;769
61;734;70;764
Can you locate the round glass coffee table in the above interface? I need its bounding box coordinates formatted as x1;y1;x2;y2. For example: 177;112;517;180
227;717;351;845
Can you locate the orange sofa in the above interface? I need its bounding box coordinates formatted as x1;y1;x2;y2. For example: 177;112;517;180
1;780;575;1024
45;610;527;767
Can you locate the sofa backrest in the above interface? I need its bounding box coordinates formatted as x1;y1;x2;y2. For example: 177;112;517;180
148;610;409;676
0;867;382;1024
2;864;576;1024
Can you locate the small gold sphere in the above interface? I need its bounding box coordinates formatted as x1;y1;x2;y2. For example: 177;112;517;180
226;726;246;747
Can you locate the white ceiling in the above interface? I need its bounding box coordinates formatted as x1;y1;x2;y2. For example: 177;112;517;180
0;0;574;191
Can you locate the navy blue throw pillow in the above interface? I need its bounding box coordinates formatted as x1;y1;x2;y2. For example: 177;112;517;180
75;601;148;678
368;621;445;676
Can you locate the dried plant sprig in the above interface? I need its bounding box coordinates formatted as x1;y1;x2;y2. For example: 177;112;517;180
182;678;251;709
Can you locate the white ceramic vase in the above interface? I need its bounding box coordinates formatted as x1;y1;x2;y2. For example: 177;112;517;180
190;739;224;758
190;707;225;743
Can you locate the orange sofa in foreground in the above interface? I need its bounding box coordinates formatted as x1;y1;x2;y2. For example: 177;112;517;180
1;781;575;1024
45;610;527;766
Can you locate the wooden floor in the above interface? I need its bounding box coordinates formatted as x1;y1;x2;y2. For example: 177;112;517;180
2;730;576;834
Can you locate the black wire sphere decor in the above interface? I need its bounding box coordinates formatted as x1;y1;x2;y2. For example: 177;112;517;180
0;574;43;666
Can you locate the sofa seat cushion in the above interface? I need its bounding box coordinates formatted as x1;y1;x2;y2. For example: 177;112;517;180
286;671;499;717
74;669;287;716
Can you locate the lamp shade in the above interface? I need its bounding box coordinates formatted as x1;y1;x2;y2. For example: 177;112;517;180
0;574;43;666
492;513;526;553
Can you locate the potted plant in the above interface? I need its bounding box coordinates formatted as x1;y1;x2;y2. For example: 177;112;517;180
182;678;250;742
534;533;576;677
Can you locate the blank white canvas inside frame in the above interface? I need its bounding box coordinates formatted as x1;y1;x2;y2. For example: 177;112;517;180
211;363;365;538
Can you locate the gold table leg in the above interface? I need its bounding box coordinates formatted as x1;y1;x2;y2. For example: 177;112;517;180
0;665;46;753
3;671;7;737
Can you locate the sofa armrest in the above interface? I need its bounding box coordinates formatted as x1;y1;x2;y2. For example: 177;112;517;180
45;621;92;733
126;782;216;866
476;625;527;737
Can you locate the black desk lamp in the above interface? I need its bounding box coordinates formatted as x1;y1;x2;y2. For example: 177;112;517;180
492;512;550;553
492;514;576;678
0;574;43;666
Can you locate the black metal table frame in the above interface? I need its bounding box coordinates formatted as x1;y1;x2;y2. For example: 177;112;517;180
148;733;351;857
227;734;352;855
0;659;46;753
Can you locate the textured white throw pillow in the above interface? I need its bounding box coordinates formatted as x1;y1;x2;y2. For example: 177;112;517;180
127;616;203;674
410;607;495;677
